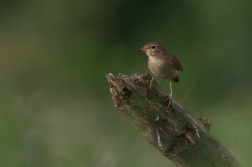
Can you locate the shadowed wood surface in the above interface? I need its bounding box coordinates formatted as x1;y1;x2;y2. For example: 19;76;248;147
106;73;241;167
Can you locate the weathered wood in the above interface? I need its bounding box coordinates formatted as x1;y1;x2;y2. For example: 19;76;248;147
106;73;241;167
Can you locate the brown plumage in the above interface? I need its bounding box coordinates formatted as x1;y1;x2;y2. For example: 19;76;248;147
138;42;183;107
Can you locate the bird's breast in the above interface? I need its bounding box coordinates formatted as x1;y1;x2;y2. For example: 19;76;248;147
148;56;177;79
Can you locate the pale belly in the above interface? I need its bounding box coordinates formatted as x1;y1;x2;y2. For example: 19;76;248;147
148;57;177;79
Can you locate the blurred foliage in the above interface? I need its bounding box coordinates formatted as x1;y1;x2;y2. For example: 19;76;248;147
0;0;252;166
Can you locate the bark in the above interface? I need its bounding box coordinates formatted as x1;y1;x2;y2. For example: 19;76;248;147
106;73;241;167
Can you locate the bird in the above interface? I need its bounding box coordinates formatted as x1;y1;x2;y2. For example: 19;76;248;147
138;42;183;107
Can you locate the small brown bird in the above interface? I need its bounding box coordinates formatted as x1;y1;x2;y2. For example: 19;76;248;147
138;42;183;107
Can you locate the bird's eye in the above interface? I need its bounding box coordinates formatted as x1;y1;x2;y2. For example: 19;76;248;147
151;45;156;49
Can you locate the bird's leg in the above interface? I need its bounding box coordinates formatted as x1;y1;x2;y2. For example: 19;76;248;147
167;79;173;108
150;77;155;90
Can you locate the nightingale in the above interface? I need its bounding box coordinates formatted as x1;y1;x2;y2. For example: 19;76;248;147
138;42;183;107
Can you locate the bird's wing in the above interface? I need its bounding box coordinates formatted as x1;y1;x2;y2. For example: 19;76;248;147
171;55;183;71
162;50;184;71
173;57;183;71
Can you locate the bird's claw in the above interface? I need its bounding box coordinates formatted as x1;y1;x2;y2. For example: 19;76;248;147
166;93;173;108
149;77;155;90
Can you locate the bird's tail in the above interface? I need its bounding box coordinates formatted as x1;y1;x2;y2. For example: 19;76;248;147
172;75;179;82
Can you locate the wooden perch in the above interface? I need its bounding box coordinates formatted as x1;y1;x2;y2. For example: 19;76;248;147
106;73;241;167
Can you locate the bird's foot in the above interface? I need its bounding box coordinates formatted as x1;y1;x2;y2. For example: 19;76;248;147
166;93;173;108
149;77;155;90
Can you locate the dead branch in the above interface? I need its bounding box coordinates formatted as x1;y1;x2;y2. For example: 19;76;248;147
106;73;241;167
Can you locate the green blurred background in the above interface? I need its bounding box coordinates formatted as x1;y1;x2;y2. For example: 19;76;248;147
1;0;252;166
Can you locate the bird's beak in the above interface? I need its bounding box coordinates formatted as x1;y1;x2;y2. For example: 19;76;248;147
138;48;145;51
